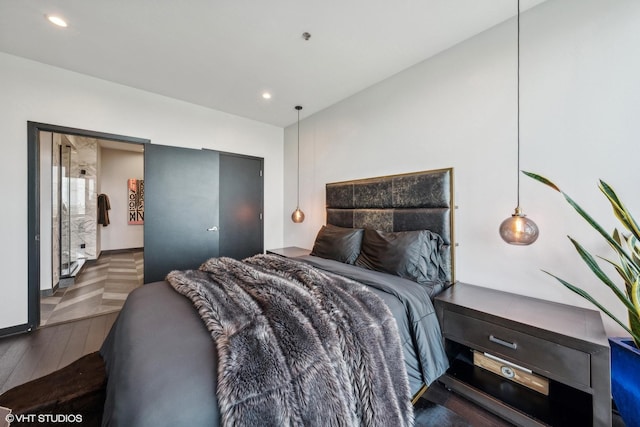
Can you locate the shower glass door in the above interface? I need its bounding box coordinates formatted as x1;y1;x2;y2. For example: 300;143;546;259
60;144;74;277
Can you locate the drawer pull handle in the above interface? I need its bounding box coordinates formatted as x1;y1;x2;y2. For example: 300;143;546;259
489;334;517;350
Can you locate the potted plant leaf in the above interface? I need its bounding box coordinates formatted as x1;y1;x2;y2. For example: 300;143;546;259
524;171;639;427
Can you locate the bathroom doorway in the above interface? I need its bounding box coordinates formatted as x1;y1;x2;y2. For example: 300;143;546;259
27;122;149;331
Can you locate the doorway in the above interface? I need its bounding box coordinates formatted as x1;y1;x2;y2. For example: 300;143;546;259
41;135;145;325
27;122;149;332
26;123;265;334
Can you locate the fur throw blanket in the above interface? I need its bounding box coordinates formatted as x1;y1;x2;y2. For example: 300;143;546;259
166;254;413;427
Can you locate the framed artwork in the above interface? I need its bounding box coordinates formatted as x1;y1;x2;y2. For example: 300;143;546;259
128;178;144;225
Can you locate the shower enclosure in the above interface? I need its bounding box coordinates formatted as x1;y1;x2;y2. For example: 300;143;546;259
48;134;97;289
59;144;79;278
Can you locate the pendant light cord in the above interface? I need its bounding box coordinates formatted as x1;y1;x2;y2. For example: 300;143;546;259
516;0;521;209
296;107;301;207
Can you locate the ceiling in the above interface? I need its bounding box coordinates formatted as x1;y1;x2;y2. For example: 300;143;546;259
0;0;546;128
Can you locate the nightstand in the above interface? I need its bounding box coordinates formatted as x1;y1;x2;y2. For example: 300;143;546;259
435;283;611;427
265;247;311;258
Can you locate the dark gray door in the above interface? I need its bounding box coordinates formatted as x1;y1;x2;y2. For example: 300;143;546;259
219;153;263;259
144;145;220;282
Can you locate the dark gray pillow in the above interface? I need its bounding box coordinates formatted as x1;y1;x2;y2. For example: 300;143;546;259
355;229;445;284
310;224;364;264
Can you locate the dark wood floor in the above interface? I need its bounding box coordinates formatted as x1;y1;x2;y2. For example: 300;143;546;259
422;381;514;426
0;312;117;395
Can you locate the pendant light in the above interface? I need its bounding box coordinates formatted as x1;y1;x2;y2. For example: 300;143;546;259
499;0;539;245
291;105;305;223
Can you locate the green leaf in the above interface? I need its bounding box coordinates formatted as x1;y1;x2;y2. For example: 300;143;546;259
627;234;640;266
599;256;635;298
551;184;639;274
569;237;637;315
600;180;640;241
631;277;640;347
521;171;560;192
613;229;623;246
543;271;640;344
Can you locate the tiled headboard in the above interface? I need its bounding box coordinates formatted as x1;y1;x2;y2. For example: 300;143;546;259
325;168;455;284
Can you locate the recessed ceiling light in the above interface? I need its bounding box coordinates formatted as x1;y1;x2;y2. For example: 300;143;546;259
46;15;68;28
262;92;272;100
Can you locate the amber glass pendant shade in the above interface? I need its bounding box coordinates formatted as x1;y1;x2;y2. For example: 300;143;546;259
499;207;539;245
291;207;305;223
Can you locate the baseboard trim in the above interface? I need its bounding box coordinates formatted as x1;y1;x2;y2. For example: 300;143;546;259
40;282;59;297
100;247;143;255
0;323;33;338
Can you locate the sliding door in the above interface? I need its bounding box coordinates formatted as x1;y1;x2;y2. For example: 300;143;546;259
144;146;264;283
219;153;263;259
144;145;220;283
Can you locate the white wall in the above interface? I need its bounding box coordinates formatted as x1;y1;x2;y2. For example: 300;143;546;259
284;0;640;336
99;148;145;252
39;131;53;292
0;52;284;330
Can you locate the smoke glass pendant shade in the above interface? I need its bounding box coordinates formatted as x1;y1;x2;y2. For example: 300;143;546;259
291;207;305;223
499;207;539;245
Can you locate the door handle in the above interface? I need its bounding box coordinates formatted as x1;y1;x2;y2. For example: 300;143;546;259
206;226;219;232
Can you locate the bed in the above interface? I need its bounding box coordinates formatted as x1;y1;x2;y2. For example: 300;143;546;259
99;167;456;427
0;168;456;426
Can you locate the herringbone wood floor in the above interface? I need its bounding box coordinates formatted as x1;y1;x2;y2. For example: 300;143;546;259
41;249;143;326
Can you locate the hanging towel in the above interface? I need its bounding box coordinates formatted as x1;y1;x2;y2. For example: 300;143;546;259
98;193;111;226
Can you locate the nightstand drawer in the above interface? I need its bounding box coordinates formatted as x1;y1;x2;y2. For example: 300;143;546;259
442;311;591;389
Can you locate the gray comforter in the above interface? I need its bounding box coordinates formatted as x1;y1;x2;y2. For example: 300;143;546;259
299;256;449;392
100;255;449;427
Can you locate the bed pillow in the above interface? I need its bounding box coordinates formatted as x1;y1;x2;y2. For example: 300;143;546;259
355;228;445;285
310;224;364;264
